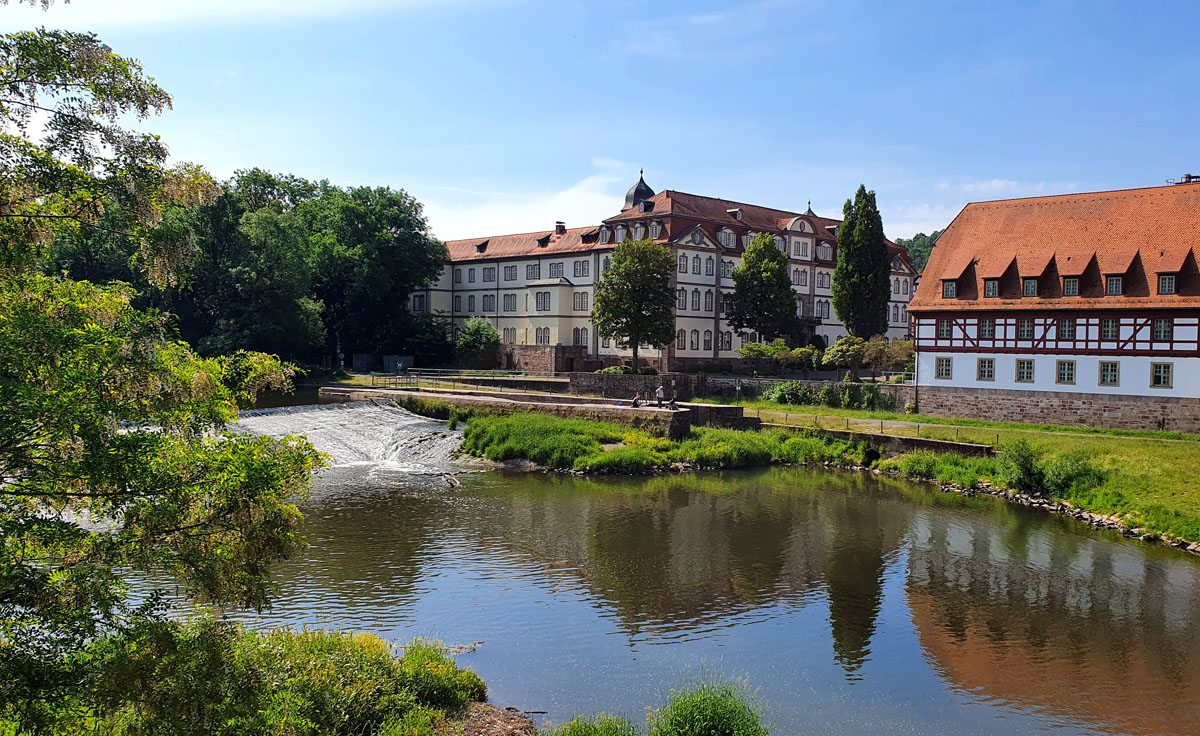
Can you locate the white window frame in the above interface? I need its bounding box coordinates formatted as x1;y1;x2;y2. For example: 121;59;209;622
1159;273;1177;295
1106;275;1123;295
1063;277;1079;296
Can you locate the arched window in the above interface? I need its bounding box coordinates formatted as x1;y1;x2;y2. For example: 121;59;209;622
677;288;687;309
691;289;700;311
705;256;714;275
649;221;662;239
580;328;588;348
572;327;581;344
602;256;610;273
775;236;785;253
704;290;713;312
678;254;687;273
677;329;686;349
894;278;900;293
690;330;699;350
800;270;808;287
703;330;713;351
692;255;701;274
792;268;800;285
902;280;909;295
892;305;899;323
722;332;732;351
633;224;645;240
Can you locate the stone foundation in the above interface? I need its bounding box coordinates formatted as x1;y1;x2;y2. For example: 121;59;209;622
915;385;1200;434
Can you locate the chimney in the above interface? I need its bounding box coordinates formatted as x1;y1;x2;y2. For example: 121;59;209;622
1180;174;1199;184
555;221;566;235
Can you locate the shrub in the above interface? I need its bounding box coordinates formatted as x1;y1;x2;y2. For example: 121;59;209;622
545;715;640;736
904;402;917;414
647;682;767;736
996;439;1045;493
637;365;659;375
1042;450;1105;496
596;365;633;374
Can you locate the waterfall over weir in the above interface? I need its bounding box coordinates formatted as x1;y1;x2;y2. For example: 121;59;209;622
236;401;464;473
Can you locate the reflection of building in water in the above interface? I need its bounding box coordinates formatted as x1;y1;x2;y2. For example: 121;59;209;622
907;512;1200;736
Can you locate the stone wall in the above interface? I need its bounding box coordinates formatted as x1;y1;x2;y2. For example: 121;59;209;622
915;385;1200;433
500;345;589;372
569;372;916;406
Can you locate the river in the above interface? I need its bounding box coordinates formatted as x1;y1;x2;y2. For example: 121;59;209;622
231;403;1200;735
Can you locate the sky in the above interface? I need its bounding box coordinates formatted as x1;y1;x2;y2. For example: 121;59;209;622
4;0;1199;241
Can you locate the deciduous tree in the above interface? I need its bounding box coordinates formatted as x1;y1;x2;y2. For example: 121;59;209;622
591;238;675;370
832;186;890;338
456;316;501;368
727;232;798;341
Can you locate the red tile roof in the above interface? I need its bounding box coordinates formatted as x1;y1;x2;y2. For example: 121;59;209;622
443;226;600;263
911;183;1200;312
604;189;843;241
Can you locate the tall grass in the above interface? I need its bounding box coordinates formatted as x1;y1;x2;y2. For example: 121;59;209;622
546;681;768;736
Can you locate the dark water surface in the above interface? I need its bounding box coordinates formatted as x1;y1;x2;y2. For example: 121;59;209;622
221;462;1200;735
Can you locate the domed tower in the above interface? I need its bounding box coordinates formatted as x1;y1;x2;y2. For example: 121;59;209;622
622;169;655;211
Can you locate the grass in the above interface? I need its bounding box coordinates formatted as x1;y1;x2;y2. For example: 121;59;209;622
545;680;767;736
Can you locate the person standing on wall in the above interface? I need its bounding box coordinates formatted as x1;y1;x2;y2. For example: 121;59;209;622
656;383;665;409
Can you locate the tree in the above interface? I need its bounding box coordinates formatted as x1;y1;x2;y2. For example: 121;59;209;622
894;230;941;272
456;316;501;368
591;238;675;370
726;232;797;341
790;345;821;376
863;335;890;379
832;185;890;338
823;335;867;381
0;28;323;730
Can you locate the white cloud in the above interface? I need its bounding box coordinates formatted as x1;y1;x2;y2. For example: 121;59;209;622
0;0;496;29
421;163;637;242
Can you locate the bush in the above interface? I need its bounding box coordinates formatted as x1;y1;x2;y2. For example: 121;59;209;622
879;450;998;489
996;439;1045;493
545;715;640;736
595;365;633;374
1042;450;1105;496
637;365;659;375
647;682;767;736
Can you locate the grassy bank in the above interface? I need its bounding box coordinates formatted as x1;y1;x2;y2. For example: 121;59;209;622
456;412;1200;543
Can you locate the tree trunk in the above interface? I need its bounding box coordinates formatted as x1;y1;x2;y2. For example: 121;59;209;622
631;339;639;371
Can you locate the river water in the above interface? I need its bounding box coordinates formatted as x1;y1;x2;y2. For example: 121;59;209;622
232;404;1200;735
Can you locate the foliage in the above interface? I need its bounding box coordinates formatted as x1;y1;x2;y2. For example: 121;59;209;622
879;451;998;489
894;230;941;272
831;185;890;338
689;361;735;374
460;414;628;468
1042;450;1105;496
646;682;768;736
35;619;482;736
637;365;659;375
995;439;1045;493
596;365;633;374
544;715;640;736
726;232;797;341
591;238;676;370
0;28;220;282
455;317;500;368
761;381;893;411
574;445;665;474
821;336;867;379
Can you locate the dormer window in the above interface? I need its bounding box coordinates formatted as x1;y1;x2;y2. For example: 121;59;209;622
727;207;742;221
638;200;653;213
718;230;734;247
774;236;785;253
599;228;610;245
984;280;998;298
475;240;488;253
1106;275;1123;295
742;232;754;247
942;281;957;298
1023;278;1038;297
1063;277;1079;296
649;220;662;239
615;225;627;243
633;224;645;240
1159;273;1177;295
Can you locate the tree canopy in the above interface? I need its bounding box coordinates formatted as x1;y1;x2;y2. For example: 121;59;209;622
831;185;890;338
894;230;941;272
456;316;501;368
726;232;797;341
591;238;675;369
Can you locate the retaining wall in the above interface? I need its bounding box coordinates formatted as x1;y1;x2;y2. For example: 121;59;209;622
762;424;994;458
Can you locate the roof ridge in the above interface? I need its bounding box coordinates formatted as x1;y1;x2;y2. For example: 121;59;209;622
442;225;599;244
964;182;1193;208
663;189;810;218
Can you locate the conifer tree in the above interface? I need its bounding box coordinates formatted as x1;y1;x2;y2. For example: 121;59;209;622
832;185;891;338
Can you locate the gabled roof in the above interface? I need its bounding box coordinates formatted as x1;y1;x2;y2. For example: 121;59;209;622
444;226;600;263
604;189;842;241
911;183;1200;311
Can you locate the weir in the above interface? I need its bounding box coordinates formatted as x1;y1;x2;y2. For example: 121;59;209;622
236;402;464;472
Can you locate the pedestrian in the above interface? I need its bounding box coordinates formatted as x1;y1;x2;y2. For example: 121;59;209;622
632;392;642;408
656;383;665;409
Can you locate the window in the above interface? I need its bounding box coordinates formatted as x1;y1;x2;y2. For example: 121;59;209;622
719;230;734;247
504;265;517;281
942;281;957;298
602;257;610;274
579;328;588;348
1015;359;1034;383
1151;363;1173;389
454;295;462;312
704;291;713;312
979;318;995;339
740;333;749;348
1101;318;1119;340
1106;275;1123;295
692;255;701;274
774;236;786;253
503;293;516;311
1056;360;1076;385
1018;319;1033;339
935;357;952;379
484;267;496;282
937;320;952;339
615;226;626;243
705;257;714;276
535;292;550;311
468;268;476;283
411;294;426;312
467;295;475;311
1154;318;1172;341
549;262;563;278
984;280;999;298
650;221;662;239
800;270;808;286
602;336;610;348
1063;277;1078;296
902;280;909;295
678;255;687;273
599;228;610;245
677;289;686;309
526;264;540;280
893;305;899;322
1023;278;1038;297
633;224;645;240
977;358;995;381
573;292;589;311
802;241;810;258
1099;361;1120;386
454;268;463;283
792;268;801;285
690;330;699;351
722;260;733;278
1159;273;1177;295
894;278;900;293
1058;318;1076;340
703;330;713;351
721;292;731;315
722;332;732;351
572;260;584;277
691;290;700;311
482;294;495;311
816;244;833;260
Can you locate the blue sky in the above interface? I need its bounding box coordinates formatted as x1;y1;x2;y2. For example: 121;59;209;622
4;0;1199;240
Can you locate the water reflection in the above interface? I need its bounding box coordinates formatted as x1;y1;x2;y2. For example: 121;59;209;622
234;464;1200;735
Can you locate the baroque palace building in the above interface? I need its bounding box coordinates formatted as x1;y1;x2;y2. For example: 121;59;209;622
409;173;915;371
908;179;1200;430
